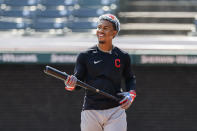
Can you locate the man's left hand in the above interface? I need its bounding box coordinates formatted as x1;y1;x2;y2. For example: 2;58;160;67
118;90;136;109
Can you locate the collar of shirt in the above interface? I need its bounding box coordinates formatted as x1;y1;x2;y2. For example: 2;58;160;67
96;44;115;54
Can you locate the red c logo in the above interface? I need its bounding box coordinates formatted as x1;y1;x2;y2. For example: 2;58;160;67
115;59;121;68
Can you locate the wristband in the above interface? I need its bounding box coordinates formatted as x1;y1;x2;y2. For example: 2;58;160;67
65;85;75;91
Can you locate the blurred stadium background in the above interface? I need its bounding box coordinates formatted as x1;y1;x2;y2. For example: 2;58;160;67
0;0;197;131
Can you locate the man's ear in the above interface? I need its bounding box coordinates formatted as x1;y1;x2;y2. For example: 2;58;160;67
112;30;117;38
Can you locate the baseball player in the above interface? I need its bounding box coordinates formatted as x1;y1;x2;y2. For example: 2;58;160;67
64;14;136;131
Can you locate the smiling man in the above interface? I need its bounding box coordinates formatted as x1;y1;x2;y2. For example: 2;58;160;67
64;14;136;131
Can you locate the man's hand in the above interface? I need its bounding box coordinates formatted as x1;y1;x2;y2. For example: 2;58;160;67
118;90;136;109
64;75;77;91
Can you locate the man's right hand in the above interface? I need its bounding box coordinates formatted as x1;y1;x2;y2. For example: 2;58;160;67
64;75;77;91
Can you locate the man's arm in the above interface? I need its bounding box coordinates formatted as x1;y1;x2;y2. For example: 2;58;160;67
118;53;136;109
123;54;136;91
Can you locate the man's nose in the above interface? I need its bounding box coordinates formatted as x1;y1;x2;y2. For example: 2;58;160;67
97;28;104;32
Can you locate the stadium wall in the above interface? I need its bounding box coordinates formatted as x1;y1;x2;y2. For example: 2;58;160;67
0;64;197;131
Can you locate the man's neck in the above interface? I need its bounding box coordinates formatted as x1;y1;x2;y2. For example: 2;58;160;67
98;43;113;52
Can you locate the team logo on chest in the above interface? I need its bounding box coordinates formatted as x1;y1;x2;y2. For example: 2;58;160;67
115;59;121;68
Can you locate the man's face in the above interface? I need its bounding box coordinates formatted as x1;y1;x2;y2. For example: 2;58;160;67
96;20;117;44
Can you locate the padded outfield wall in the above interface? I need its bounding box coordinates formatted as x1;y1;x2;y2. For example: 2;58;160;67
0;64;197;131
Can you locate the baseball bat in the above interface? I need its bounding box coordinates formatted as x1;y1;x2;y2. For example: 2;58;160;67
44;65;120;102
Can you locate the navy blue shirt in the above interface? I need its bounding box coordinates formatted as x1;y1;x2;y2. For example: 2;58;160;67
74;45;136;110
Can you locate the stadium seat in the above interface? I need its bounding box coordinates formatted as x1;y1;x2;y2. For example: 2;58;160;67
73;8;110;18
1;0;39;19
1;10;36;18
3;0;39;7
0;21;29;30
78;0;117;7
0;0;3;4
31;21;65;30
67;21;97;32
40;0;77;6
36;9;72;18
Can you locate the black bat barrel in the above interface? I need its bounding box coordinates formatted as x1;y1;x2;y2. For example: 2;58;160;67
44;65;68;81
